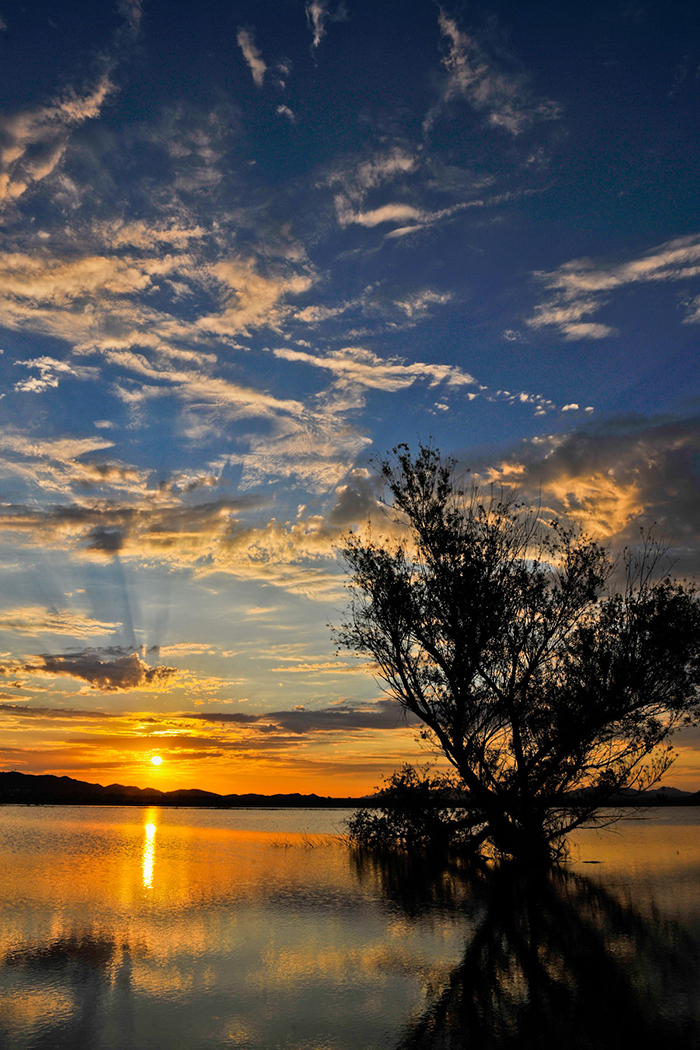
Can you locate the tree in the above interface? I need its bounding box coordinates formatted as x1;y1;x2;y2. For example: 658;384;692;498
334;444;700;863
345;764;473;852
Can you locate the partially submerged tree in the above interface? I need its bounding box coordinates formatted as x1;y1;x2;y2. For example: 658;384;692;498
335;444;700;863
345;764;473;851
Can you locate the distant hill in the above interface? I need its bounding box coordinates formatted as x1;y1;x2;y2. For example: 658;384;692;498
603;785;700;805
0;771;697;809
0;771;369;808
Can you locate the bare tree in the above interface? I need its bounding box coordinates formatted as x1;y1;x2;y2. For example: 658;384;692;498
335;444;700;862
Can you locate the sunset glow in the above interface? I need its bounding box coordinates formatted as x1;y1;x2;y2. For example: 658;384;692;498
0;0;698;796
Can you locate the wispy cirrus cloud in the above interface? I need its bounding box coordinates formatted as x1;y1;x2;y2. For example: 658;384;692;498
305;0;347;50
0;76;114;206
427;9;560;135
272;344;476;392
237;28;267;88
528;234;700;340
0;703;115;720
197;257;315;336
333;196;470;234
13;355;100;394
325;148;417;204
0;428;150;499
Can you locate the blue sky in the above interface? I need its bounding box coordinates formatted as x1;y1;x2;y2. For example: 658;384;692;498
0;0;698;793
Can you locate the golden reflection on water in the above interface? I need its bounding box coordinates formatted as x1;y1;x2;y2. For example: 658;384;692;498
0;807;699;1050
141;811;158;889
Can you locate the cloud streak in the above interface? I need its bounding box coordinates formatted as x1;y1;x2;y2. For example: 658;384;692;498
0;607;121;638
272;344;476;392
528;234;700;339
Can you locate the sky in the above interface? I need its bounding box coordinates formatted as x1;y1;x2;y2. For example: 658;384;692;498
0;0;699;795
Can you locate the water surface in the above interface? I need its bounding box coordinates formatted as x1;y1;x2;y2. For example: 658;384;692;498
1;806;699;1049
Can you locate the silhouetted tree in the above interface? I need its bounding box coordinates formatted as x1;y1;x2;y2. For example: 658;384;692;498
335;444;700;862
345;764;479;851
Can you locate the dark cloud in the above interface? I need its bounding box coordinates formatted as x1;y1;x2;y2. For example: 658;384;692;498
327;469;382;527
0;495;268;558
464;412;700;573
86;526;125;552
191;697;417;735
64;730;305;754
0;703;114;719
22;648;177;693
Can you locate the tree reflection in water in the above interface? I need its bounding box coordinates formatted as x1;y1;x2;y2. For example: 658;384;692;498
1;933;134;1050
351;851;700;1050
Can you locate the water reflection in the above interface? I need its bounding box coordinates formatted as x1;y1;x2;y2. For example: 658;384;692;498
351;852;700;1049
1;808;699;1049
2;933;118;1049
141;811;158;889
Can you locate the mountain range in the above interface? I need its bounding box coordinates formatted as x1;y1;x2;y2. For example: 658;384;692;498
0;772;698;808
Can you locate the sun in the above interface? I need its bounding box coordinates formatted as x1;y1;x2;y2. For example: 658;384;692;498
150;755;163;766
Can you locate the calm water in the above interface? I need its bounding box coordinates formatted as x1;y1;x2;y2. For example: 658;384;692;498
1;806;699;1049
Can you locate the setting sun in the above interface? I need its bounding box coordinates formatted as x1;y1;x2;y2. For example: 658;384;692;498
150;756;163;767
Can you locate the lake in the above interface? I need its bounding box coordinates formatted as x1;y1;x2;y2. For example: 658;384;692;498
1;806;699;1049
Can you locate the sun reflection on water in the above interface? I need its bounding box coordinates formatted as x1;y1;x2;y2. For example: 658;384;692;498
142;811;158;889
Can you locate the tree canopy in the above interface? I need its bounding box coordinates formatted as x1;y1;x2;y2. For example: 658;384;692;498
335;444;700;862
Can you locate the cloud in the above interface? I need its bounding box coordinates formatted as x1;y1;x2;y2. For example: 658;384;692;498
327;149;417;203
0;607;121;638
271;345;476;393
0;76;114;205
197;257;315;335
0;250;203;352
276;105;296;124
152;642;216;657
477;413;700;568
0;698;426;784
392;290;454;318
0;428;154;499
237;28;267;88
334;196;468;233
0;703;115;720
528;234;700;340
192;697;416;735
91;219;207;251
429;10;560;135
14;355;100;394
0;431;115;461
0;494;261;558
21;648;178;693
305;1;347;50
0;489;349;600
117;0;143;34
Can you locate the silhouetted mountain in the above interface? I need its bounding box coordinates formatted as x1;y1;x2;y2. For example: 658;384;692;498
0;771;697;809
563;784;700;806
0;771;370;807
